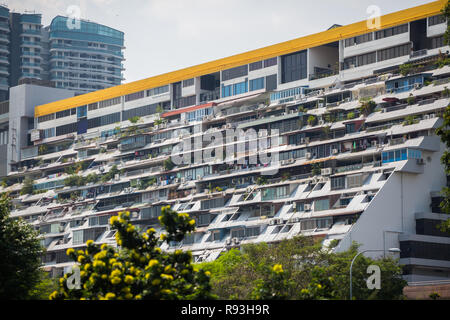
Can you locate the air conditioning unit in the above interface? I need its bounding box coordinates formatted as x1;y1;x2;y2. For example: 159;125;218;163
304;204;311;211
319;120;325;126
288;217;299;223
114;174;120;181
226;123;232;129
321;168;332;176
429;113;435;119
174;178;180;183
232;237;240;244
226;239;232;245
416;158;425;165
300;138;306;144
424;115;430;120
414;83;422;90
332;148;339;155
305;153;312;159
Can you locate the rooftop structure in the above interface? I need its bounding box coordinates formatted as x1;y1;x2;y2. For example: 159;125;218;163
2;0;449;283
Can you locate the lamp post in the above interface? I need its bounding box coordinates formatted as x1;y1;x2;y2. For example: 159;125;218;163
349;248;401;300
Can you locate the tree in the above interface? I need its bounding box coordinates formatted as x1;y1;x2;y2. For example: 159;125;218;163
0;193;45;299
50;207;215;300
163;158;175;171
443;0;450;46
199;238;406;300
435;103;450;233
359;99;376;117
20;177;34;195
307;115;317;126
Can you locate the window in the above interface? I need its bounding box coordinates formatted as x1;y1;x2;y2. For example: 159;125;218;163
42;128;55;139
87;112;121;129
249;61;262;71
125;90;145;102
88;102;98;111
428;14;446;26
147;85;169;96
377;43;410;62
38;113;55;123
99;97;121;108
249;77;264;91
222;65;248;81
73;230;83;245
345;32;373;47
77;105;87;118
314;199;329;211
375;24;408;40
56;109;71;119
56;122;77;136
222;84;232;98
281;50;307;83
233;79;248;95
197;213;211;226
331;176;345;190
430;36;444;49
264;57;277;68
201;198;225;210
182;78;194;87
347;174;364;188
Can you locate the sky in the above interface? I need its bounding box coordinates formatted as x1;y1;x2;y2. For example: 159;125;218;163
6;0;435;83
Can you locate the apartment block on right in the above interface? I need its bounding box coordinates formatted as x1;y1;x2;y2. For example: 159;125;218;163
2;0;450;288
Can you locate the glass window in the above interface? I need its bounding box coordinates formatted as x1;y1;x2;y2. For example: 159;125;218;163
222;84;232;98
249;77;264;91
314;199;329;211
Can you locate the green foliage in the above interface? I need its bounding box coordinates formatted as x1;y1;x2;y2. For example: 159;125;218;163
139;177;157;190
403;115;419;126
347;112;356;120
156;105;164;114
435;103;450;232
199;238;406;300
38;144;48;155
298;106;307;113
101;165;120;183
20;177;34;195
359;99;377;117
129;116;140;124
443;1;450;46
50;207;215;300
406;94;416;106
163;158;175;171
28;270;59;300
311;163;321;176
64;175;84;187
256;176;267;185
307;115;317;126
0;193;45;299
399;63;413;76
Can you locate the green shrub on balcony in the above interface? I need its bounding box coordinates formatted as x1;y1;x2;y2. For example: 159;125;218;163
20;177;34;196
346;112;356;120
359;98;376;117
307;115;317;126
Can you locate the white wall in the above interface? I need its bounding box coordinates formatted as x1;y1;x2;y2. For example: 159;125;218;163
336;143;446;259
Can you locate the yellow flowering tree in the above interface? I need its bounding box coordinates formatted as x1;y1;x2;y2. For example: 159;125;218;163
250;263;295;300
50;206;215;300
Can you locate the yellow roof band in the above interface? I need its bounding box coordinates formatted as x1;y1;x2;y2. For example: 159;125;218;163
35;0;446;118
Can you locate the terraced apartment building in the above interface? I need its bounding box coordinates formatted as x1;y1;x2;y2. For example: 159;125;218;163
2;1;449;282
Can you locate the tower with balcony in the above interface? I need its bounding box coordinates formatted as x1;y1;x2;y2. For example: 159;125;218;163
0;6;9;101
48;16;125;94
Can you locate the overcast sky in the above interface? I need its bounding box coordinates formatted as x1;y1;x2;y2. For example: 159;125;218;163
6;0;434;83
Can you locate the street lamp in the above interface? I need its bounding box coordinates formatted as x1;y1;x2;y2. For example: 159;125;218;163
349;248;401;300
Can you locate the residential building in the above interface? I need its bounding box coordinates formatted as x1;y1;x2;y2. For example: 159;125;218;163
2;0;449;283
0;5;125;100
